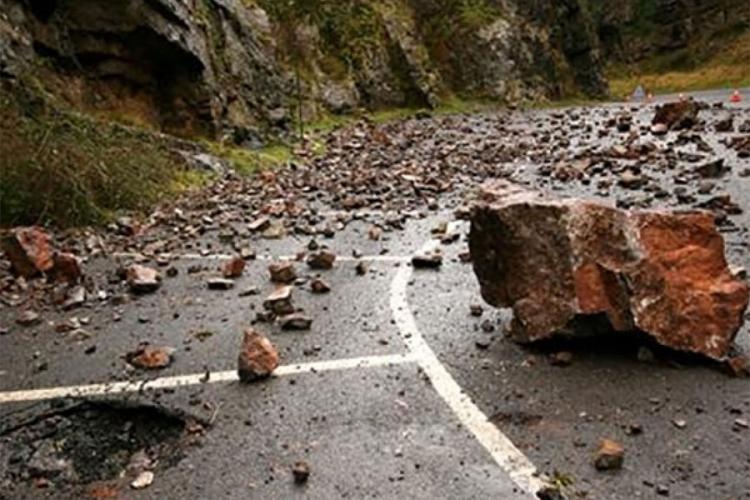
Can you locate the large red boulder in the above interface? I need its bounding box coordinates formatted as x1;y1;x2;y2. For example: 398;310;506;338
470;180;748;360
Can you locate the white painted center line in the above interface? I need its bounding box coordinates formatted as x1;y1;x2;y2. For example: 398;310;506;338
390;226;546;496
0;353;418;404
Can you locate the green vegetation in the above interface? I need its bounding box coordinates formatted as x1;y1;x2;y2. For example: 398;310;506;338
418;0;501;60
609;31;750;97
255;0;382;78
204;141;294;176
0;83;205;228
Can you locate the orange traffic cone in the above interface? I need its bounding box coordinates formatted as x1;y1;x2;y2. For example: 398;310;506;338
730;89;742;103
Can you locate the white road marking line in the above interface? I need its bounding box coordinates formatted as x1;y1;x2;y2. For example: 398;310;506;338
0;353;417;404
111;252;408;263
389;226;546;496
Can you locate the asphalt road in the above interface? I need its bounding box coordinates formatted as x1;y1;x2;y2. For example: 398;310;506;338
1;88;749;499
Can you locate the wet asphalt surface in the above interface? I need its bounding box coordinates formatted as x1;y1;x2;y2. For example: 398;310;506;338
1;89;749;499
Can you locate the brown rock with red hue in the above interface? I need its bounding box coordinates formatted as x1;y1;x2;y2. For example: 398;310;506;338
593;439;624;471
269;261;297;283
51;252;83;283
2;227;54;278
652;100;700;131
237;328;279;382
126;345;173;369
222;256;246;278
307;250;336;270
470;180;748;360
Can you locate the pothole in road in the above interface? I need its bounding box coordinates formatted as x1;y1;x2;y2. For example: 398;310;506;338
0;400;205;494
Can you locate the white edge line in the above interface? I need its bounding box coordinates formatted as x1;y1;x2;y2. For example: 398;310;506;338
389;222;546;496
111;252;408;263
0;353;417;405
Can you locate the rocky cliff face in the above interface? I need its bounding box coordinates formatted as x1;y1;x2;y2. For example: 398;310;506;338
0;0;607;143
590;0;750;64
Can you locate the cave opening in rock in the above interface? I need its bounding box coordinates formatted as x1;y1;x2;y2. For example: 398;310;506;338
26;1;214;137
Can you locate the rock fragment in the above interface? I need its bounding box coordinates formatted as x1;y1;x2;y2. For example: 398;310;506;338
470;180;749;359
412;250;442;269
263;286;294;315
292;461;310;484
51;252;83;283
126;265;161;293
652;100;700;131
237;328;279;382
269;261;297;284
131;471;154;490
593;439;624;471
126;345;173;369
17;310;41;326
307;249;336;270
208;278;235;290
247;216;271;232
279;313;313;330
2;226;54;277
310;278;331;294
222;256;246;278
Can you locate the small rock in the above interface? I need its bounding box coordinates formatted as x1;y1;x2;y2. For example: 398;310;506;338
240;247;256;260
307;250;336;270
625;423;643;436
51;252;83;283
715;115;734;132
733;418;748;430
694;158;727;179
222;256;246;278
650;123;668;136
208;278;235;290
248;216;271;232
727;355;750;377
475;338;491;350
292;461;310;484
239;286;260;297
637;346;656;363
368;226;382;241
412;251;442;269
550;351;573;367
238;328;279;382
17;310;41;326
355;261;368;276
672;418;687;429
264;286;294;315
269;261;297;284
593;439;624;471
262;221;286;239
130;471;154;490
279;313;313;331
310;279;331;294
126;345;173;369
469;304;483;317
62;286;86;310
126;265;161;293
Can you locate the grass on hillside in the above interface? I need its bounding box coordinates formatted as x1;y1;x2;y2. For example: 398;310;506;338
609;31;750;98
0;84;206;228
